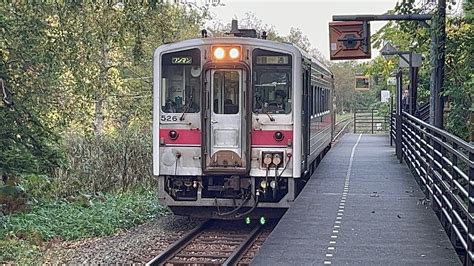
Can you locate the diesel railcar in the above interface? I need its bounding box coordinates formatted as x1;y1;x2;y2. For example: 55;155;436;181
153;22;334;219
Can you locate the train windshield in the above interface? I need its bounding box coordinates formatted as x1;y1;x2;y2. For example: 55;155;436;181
161;49;201;113
252;49;292;114
253;70;291;114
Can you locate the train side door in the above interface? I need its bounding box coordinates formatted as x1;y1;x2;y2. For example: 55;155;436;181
301;66;311;173
203;69;248;173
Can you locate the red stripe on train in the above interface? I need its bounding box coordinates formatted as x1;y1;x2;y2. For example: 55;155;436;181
252;130;293;146
159;129;201;145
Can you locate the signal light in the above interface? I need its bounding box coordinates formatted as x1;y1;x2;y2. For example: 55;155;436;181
245;217;251;225
229;48;240;59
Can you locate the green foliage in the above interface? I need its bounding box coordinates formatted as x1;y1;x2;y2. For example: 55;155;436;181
57;126;153;195
1;3;206;176
19;174;58;202
0;238;42;264
329;61;383;113
0;7;197;263
368;0;473;140
0;188;167;263
0;105;63;175
1;189;166;241
443;20;473;139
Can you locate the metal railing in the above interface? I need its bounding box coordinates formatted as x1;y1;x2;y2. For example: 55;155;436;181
400;112;473;265
417;102;430;122
353;109;390;134
390;110;396;146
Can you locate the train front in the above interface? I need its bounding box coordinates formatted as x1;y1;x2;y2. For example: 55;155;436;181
153;34;300;219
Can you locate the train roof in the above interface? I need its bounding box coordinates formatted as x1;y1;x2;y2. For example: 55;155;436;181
155;37;332;75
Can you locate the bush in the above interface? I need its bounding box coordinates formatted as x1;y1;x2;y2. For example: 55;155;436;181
49;127;154;198
0;238;42;264
0;189;167;241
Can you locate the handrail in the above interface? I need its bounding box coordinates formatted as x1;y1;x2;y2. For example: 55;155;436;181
398;111;473;265
403;112;473;152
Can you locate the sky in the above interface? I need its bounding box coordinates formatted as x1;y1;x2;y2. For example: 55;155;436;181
207;0;401;59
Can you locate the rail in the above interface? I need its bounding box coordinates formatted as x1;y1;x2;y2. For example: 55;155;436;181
146;219;266;266
399;112;473;265
333;118;353;141
146;220;212;265
353;109;389;134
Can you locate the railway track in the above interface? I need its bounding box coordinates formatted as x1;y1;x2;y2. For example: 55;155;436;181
147;220;275;266
146;119;351;266
333;118;353;141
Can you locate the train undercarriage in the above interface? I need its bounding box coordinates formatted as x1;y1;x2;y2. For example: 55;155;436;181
157;145;330;220
158;174;300;219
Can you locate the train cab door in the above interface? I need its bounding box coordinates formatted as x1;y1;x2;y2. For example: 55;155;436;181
301;65;311;173
203;69;248;174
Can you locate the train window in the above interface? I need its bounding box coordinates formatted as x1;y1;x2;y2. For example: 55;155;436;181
252;49;292;115
322;89;326;112
161;49;201;113
213;71;240;114
316;87;320;115
253;71;291;114
314;87;318;115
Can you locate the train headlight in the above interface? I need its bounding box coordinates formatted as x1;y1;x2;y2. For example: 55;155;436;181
260;180;268;189
229;48;240;59
211;46;241;61
272;154;281;166
213;47;225;59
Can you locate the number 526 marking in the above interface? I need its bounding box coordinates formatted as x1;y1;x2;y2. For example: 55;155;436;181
161;115;178;122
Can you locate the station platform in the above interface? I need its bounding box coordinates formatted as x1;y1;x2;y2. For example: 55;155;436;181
252;134;460;265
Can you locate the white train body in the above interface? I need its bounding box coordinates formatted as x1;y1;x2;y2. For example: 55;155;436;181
153;33;333;219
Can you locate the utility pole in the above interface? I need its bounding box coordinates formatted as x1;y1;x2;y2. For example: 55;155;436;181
429;0;446;128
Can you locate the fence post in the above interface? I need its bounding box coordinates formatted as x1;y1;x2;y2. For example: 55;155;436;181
390;96;393;146
353;110;356;134
371;109;374;134
396;71;403;163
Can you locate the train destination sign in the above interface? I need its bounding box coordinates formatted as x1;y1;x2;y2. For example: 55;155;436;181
256;55;289;65
171;56;193;64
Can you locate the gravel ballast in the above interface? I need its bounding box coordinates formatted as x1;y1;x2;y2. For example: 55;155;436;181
43;215;202;264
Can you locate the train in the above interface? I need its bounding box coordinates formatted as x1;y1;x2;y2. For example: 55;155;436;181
153;21;334;219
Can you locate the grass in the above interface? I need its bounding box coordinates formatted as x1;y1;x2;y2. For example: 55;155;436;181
0;188;168;264
0;239;42;265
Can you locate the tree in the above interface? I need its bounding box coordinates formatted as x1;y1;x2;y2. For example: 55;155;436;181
330;61;357;113
370;0;472;140
0;3;207;175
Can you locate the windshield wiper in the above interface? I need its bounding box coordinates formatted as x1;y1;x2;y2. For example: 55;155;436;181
266;112;275;122
179;96;193;121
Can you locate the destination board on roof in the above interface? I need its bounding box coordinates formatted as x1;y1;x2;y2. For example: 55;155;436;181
256;55;289;65
171;57;193;64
